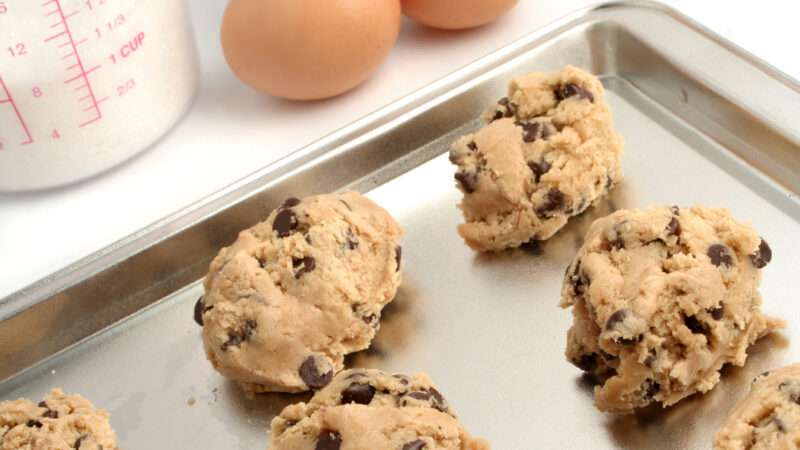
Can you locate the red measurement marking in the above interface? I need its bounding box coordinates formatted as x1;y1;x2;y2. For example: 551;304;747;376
0;75;34;146
44;31;66;42
64;64;99;84
43;0;104;128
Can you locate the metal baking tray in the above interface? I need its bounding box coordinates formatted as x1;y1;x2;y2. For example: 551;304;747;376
2;1;799;449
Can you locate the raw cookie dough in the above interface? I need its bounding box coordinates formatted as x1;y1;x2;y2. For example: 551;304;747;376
0;389;117;450
198;192;403;393
449;65;623;252
560;205;783;413
714;364;800;450
270;369;489;450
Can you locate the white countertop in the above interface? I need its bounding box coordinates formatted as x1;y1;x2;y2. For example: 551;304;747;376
1;0;798;299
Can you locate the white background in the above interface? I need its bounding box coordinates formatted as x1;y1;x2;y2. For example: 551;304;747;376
1;0;799;299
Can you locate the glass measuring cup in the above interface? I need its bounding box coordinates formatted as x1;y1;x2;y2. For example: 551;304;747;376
0;0;198;191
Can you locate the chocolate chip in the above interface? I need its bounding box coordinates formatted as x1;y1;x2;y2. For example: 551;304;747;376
345;229;359;250
555;83;594;102
341;383;376;405
709;305;724;320
643;379;660;400
273;209;298;237
605;309;628;331
42;409;58;419
26;419;43;428
489;97;517;122
454;171;478;194
407;390;431;401
315;430;342;450
221;319;257;350
467;141;477;151
293;256;316;278
528;159;551;183
300;355;334;389
520;121;554;142
281;197;301;209
361;313;378;326
74;435;87;449
665;217;681;237
403;440;427;450
194;296;208;326
38;401;47;408
683;315;707;334
609;237;625;250
395;246;402;272
750;238;772;268
429;387;446;410
535;188;565;217
403;389;447;412
707;244;733;267
670;205;680;215
568;261;589;295
393;374;410;385
778;382;800;404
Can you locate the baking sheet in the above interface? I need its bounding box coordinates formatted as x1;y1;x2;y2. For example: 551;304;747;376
2;2;800;449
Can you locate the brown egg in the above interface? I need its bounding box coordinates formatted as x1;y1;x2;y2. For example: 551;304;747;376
221;0;401;100
402;0;518;30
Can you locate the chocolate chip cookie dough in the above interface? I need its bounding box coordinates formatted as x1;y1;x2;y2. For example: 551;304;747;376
198;192;403;393
714;364;800;450
270;369;489;450
560;205;783;413
449;65;623;252
0;389;117;450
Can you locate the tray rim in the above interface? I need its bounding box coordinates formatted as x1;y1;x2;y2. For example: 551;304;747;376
2;0;800;381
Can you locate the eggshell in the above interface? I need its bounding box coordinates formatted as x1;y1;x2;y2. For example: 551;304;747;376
402;0;518;30
221;0;401;100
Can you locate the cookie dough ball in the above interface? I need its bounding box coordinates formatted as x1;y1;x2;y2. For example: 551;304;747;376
198;192;403;393
560;205;783;413
449;65;623;252
714;364;800;450
0;389;117;450
270;369;489;450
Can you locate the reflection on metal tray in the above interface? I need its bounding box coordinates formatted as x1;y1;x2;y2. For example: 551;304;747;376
2;1;799;449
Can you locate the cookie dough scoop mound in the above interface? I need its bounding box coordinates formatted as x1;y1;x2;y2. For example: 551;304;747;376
560;205;783;413
0;389;118;450
449;65;623;252
270;369;490;450
714;364;800;450
198;192;403;393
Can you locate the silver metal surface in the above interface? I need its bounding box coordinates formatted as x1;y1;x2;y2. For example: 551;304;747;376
2;2;800;449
